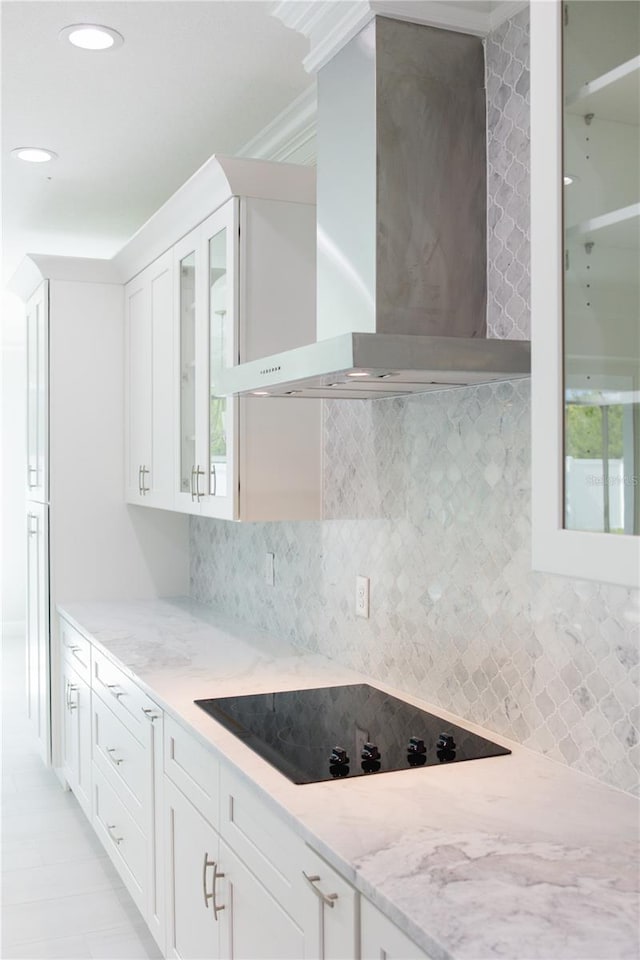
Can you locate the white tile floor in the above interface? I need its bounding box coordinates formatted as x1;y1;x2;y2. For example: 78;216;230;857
1;633;162;960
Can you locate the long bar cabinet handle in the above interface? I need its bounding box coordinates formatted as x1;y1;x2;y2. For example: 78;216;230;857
202;852;215;907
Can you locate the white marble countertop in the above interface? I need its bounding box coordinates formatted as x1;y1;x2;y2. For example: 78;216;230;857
58;597;639;960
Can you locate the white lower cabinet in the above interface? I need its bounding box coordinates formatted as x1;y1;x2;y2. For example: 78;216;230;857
164;776;221;959
360;899;431;960
60;657;91;818
219;838;308;960
58;617;430;960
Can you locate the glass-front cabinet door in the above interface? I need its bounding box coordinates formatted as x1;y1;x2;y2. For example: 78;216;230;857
562;0;639;538
26;281;48;502
174;228;201;513
173;202;238;518
198;200;238;520
531;0;639;586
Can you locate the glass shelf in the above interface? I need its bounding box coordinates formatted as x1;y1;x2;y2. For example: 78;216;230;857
566;55;640;125
567;202;640;248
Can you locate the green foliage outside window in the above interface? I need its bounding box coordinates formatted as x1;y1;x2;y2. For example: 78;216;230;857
565;404;623;459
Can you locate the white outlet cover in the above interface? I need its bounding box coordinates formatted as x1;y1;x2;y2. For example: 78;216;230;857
355;575;370;618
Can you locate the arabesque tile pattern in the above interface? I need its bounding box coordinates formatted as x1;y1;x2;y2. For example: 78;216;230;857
190;9;639;796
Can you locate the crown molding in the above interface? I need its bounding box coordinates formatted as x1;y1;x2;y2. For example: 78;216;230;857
271;1;528;73
238;84;317;165
488;1;528;31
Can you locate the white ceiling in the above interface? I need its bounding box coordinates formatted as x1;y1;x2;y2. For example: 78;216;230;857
1;1;312;282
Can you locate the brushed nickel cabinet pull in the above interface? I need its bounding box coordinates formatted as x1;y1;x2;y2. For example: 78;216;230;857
212;860;225;920
202;852;215;908
107;747;123;766
195;465;205;502
107;824;123;845
303;871;338;907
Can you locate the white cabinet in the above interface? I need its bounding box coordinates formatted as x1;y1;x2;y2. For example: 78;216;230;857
531;0;640;587
90;647;166;952
25;281;48;502
360;899;431;960
164;776;221;960
172;192;321;521
219;838;308;960
26;502;50;763
61;657;92;818
125;250;175;508
12;255;190;780
119;156;322;523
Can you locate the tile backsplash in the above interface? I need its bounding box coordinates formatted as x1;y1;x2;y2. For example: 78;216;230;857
191;8;639;796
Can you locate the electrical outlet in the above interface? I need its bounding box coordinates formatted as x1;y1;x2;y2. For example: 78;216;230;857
355;575;370;618
265;552;275;586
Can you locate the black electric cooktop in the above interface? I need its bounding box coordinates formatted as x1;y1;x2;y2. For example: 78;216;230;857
194;684;510;784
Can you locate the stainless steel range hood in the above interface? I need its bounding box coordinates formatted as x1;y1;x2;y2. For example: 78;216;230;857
220;16;530;401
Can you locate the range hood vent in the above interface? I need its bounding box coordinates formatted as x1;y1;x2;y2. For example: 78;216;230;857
221;16;530;401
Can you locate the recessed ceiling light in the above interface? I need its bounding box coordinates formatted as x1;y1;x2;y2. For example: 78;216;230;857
346;371;370;378
251;390;270;396
564;174;579;185
60;24;124;51
11;147;57;163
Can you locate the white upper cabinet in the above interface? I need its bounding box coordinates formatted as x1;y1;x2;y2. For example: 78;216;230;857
531;0;639;587
174;203;239;519
121;156;322;522
26;281;48;502
125;250;175;508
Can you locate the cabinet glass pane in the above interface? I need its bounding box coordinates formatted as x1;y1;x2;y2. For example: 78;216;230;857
27;303;39;487
563;1;640;535
209;228;230;498
179;252;196;494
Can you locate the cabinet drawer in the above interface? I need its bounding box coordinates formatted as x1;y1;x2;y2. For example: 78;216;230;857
92;646;160;744
92;693;149;831
163;715;219;828
93;765;146;915
60;618;91;683
219;764;305;920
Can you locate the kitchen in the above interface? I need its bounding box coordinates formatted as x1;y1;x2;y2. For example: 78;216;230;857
1;1;639;959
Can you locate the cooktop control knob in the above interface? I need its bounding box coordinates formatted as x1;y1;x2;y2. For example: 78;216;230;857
329;747;349;765
361;742;380;761
437;733;456;751
407;737;426;755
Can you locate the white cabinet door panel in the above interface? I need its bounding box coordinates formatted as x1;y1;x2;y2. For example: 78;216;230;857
26;281;48;502
125;273;152;504
26;503;50;764
164;777;220;960
219;839;308;960
361;899;431;960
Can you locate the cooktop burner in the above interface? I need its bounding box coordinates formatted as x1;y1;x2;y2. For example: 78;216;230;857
194;684;510;784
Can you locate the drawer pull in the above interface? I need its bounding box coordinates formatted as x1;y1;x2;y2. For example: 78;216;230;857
141;707;160;721
107;747;123;766
302;871;338;908
107;823;123;845
67;684;78;712
106;683;124;699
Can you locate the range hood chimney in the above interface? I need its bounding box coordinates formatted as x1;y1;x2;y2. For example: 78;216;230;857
220;16;530;400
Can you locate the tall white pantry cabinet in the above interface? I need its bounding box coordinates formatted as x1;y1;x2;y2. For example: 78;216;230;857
11;255;189;770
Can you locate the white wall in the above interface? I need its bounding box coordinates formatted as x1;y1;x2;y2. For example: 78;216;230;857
1;290;26;635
